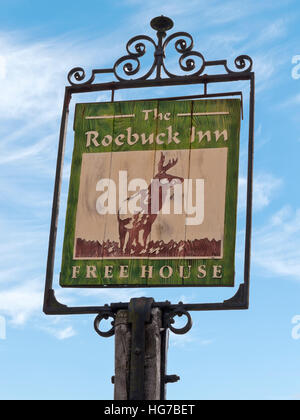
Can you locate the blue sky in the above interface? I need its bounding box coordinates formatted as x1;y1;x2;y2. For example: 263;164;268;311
0;0;300;400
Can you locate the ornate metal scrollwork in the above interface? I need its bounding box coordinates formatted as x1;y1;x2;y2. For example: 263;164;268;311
113;35;157;81
94;311;116;338
67;15;253;87
162;31;205;78
225;55;253;74
166;306;193;335
68;67;93;86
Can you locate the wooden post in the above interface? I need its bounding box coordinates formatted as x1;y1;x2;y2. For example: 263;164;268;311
113;305;162;400
114;310;130;400
144;308;162;399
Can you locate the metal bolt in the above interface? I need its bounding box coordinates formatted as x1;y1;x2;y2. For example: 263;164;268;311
165;375;180;384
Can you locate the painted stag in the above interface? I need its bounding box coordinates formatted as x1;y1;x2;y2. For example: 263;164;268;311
118;153;184;255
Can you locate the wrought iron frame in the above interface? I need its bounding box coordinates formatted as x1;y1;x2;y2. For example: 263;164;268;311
43;16;254;348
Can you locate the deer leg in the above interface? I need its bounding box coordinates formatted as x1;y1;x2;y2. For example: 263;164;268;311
119;226;125;252
125;230;134;255
123;231;130;254
133;228;143;253
119;216;131;253
143;228;150;249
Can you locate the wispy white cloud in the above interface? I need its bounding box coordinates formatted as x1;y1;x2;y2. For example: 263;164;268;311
56;326;76;340
253;174;283;210
257;18;288;43
239;174;282;212
170;331;214;348
0;55;6;79
0;134;55;165
0;280;43;325
125;0;288;29
253;206;300;280
43;325;77;340
254;54;277;92
278;93;300;109
0;30;124;172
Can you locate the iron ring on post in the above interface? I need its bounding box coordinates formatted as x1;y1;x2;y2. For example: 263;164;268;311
166;309;193;335
94;312;115;338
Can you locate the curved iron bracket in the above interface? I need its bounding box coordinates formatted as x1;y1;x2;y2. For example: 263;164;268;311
165;305;193;335
94;312;116;338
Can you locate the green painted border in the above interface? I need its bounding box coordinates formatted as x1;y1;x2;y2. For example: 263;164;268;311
60;99;241;288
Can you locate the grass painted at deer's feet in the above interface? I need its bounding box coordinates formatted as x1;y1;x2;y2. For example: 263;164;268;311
75;237;221;258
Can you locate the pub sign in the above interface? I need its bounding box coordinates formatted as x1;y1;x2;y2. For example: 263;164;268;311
60;98;241;288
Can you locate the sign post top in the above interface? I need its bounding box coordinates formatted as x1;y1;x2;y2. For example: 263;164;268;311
150;16;174;32
67;15;253;87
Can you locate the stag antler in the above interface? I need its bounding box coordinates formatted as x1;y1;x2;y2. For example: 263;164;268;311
158;153;165;172
158;153;178;173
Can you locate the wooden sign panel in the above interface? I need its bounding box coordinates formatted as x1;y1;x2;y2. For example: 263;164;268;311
60;99;241;288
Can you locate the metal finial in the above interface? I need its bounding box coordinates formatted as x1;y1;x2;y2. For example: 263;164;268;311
150;16;174;32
